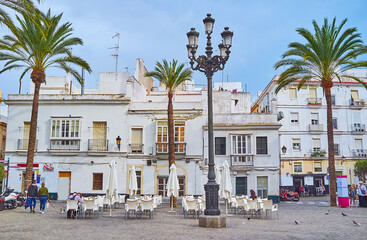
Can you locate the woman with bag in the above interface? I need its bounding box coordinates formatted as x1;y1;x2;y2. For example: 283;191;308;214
38;183;49;214
348;184;357;207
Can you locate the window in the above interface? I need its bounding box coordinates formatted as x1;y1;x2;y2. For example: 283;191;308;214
334;144;339;155
231;135;251;155
215;137;226;155
136;170;141;194
292;138;301;151
314;162;322;172
256;137;268;154
332;118;337;129
290;113;299;124
257;176;268;198
294;162;302;173
351;90;360;103
289;88;297;99
355;139;362;150
90;122;107;151
131;128;143;153
157;121;185;153
50;118;81;150
312;138;321;152
22;122;30;149
309;88;317;103
158;176;185;196
93;173;103;190
331;95;336;105
311;113;319;125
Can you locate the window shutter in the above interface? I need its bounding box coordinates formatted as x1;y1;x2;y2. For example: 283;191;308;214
351;90;360;101
289;88;297;98
313;138;321;148
310;88;317;99
93;122;107;140
132;128;142;145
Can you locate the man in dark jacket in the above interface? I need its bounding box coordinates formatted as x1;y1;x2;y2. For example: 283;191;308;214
27;180;38;213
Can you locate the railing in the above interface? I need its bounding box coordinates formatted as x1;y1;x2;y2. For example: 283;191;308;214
309;124;323;131
50;139;80;150
88;139;109;151
353;149;367;157
17;139;38;150
307;98;322;105
352;123;365;132
129;144;144;154
310;149;326;157
156;143;186;155
230;155;254;166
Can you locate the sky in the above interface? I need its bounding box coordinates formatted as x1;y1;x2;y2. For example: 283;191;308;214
1;0;367;114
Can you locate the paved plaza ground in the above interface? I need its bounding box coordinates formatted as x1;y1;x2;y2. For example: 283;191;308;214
1;197;367;240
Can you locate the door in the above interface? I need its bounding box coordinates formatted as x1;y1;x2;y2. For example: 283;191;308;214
58;172;71;200
92;122;107;150
236;177;247;195
157;176;185;196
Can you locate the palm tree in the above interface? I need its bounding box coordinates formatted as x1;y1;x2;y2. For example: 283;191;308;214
275;18;367;206
0;9;91;190
145;59;192;207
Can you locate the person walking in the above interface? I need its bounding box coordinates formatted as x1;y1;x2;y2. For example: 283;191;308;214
348;184;357;207
38;183;49;214
27;180;38;213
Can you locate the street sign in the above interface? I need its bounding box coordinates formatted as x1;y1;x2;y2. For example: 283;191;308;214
326;175;330;180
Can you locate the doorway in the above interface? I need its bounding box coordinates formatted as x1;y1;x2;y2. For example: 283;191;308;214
236;177;247;195
157;176;185;196
58;172;71;200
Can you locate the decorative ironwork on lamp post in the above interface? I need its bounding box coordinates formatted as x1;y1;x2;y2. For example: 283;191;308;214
186;13;233;215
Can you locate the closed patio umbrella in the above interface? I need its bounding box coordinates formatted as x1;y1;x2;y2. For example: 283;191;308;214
166;164;180;212
106;160;119;216
129;166;138;198
221;160;232;215
215;164;222;198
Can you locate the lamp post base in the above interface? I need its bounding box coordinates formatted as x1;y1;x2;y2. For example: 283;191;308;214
204;182;220;215
199;215;226;228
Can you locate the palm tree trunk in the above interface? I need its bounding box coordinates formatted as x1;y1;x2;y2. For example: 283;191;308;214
325;86;337;206
168;91;177;207
24;81;41;192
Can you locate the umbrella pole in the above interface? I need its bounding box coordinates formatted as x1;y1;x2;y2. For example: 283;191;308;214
110;200;112;216
171;197;173;212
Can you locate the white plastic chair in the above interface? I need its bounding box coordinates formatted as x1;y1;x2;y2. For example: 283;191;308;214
118;195;126;208
236;197;246;214
199;200;206;214
262;199;278;219
184;199;198;219
125;199;139;219
181;196;187;213
83;199;99;218
245;199;259;218
141;199;154;219
66;200;79;219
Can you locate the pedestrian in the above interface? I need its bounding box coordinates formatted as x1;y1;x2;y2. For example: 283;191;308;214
349;184;357;207
38;182;49;214
357;181;367;196
249;189;257;200
27;180;38;213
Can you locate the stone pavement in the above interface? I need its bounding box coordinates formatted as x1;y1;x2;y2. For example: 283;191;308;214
1;197;366;240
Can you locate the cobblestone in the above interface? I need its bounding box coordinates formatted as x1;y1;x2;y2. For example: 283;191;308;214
1;197;366;240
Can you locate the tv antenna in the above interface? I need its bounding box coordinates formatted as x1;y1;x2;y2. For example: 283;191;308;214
109;33;120;73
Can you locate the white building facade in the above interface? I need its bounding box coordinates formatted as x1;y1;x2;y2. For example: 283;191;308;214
4;58;280;200
253;69;367;194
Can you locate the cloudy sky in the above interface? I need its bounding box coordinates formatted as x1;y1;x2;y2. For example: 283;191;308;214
1;0;367;111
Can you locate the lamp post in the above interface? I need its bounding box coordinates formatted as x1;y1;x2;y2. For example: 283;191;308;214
187;13;233;216
116;136;121;151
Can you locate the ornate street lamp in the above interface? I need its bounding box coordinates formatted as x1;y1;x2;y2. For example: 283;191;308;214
116;136;121;151
281;145;287;154
187;13;233;216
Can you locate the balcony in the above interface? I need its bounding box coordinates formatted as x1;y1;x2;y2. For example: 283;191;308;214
307;98;322;105
156;143;186;155
129;144;144;154
353;149;367;157
230;155;254;166
352;123;365;134
88;139;109;151
17;139;38;151
350;99;366;109
309;124;323;131
310;149;326;157
50;139;80;150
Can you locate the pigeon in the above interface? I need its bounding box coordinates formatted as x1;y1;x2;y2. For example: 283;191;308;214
247;217;251;220
342;212;347;217
325;210;329;215
295;220;300;225
353;220;361;226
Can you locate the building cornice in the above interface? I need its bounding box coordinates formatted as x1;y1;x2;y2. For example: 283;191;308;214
204;124;281;131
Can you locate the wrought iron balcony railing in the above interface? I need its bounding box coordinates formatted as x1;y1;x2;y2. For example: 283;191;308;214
230;155;254;166
352;123;365;132
17;139;38;151
88;139;109;151
129;144;144;154
156;143;186;155
353;149;367;157
50;139;80;150
307;98;322;105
